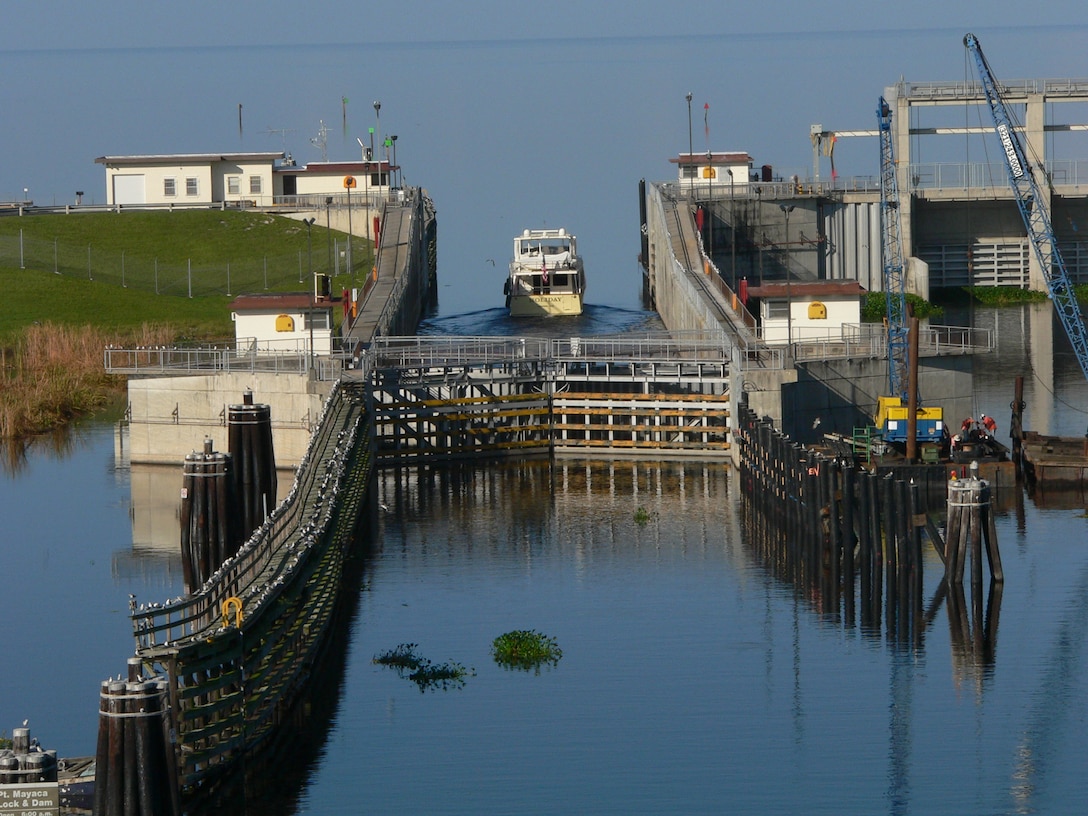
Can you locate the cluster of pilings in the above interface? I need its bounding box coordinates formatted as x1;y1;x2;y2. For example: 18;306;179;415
0;725;57;784
179;392;277;590
228;391;277;541
735;405;1003;647
93;659;179;816
180;438;237;588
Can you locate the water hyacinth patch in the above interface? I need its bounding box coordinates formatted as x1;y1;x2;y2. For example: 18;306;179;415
373;643;474;692
491;630;562;672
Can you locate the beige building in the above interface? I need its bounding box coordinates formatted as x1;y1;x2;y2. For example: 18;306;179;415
94;152;395;209
744;281;866;345
229;292;335;355
95;152;285;207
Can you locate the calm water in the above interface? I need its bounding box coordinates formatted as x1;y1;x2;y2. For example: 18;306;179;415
2;305;1088;815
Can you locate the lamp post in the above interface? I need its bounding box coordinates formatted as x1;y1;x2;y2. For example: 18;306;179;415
727;168;735;291
390;134;398;188
779;203;795;351
685;92;693;204
706;151;713;259
372;101;381;170
303;217;316;368
344;176;356;283
325;196;333;275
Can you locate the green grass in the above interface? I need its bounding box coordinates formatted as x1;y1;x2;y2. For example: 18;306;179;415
0;267;232;341
0;209;368;338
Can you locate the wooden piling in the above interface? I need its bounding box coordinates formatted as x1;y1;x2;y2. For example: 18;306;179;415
180;439;236;590
229;391;277;543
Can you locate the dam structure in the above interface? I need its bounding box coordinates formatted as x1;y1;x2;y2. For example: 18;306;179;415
94;66;1088;811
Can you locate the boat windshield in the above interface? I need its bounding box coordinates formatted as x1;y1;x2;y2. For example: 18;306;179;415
518;239;571;256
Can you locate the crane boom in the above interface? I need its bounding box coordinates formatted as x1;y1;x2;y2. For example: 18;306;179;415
879;96;910;401
964;32;1088;381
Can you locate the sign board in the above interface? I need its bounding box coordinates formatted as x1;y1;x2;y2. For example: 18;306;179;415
0;783;59;816
343;175;357;189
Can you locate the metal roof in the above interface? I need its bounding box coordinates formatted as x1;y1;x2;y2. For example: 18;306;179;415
95;152;285;165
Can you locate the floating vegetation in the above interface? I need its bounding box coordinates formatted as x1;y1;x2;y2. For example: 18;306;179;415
373;643;474;692
634;506;657;526
491;629;563;673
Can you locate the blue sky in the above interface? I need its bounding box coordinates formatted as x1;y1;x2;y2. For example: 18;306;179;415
3;3;1088;312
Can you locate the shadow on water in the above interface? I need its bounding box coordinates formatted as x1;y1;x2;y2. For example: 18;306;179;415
418;303;664;339
189;488;380;816
2;400;127;477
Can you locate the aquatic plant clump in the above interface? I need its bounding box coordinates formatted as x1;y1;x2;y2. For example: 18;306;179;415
373;643;424;671
374;644;474;692
491;629;563;672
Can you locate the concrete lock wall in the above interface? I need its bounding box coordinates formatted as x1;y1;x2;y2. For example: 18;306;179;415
781;356;974;446
125;372;334;466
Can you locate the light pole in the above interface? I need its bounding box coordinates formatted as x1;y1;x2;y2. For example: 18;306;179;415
303;217;316;368
727;168;736;290
685;92;693;204
706;151;713;260
390;134;398;188
372;101;381;171
344;176;356;283
325;196;333;275
779;203;795;351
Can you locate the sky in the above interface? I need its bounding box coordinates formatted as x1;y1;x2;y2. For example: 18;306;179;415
3;2;1088;314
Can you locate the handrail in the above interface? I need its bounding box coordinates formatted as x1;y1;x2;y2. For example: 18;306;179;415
130;380;362;651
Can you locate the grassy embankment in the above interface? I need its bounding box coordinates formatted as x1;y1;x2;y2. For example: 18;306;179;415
0;209;354;440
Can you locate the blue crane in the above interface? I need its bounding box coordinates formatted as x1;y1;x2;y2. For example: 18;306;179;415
964;32;1088;381
878;95;910;401
875;96;944;447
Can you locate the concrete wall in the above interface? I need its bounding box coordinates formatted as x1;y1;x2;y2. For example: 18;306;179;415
781;356;974;445
126;371;334;466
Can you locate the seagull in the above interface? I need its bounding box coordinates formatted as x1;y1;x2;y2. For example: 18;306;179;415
379;502;391;512
22;718;28;727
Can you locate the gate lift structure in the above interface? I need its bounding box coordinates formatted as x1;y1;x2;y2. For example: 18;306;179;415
874;96;944;451
964;32;1088;382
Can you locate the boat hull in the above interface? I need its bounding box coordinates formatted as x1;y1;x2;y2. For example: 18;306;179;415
508;291;584;317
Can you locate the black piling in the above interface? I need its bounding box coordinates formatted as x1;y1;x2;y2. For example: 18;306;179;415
94;671;177;816
0;724;58;787
733;402;954;648
180;438;236;590
228;390;278;543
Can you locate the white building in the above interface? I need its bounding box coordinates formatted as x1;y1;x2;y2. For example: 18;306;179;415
229;293;335;355
94;153;395;208
744;281;866;345
670;152;754;187
95;153;285;207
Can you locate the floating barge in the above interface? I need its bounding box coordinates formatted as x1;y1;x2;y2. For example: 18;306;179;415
1019;431;1088;487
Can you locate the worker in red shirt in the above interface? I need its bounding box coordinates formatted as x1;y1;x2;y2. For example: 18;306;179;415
981;414;997;436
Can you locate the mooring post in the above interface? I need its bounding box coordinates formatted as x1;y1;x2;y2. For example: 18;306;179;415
1010;375;1024;469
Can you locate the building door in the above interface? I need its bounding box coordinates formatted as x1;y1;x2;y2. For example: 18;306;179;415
113;174;146;205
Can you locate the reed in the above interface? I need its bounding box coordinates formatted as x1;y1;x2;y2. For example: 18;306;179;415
0;322;175;440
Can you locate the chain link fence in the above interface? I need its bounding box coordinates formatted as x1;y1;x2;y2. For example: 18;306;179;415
0;232;367;298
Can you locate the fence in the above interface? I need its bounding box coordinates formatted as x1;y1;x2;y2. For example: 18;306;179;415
0;231;368;299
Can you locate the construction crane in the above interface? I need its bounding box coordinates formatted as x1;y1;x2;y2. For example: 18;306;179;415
874;96;944;451
964;32;1088;382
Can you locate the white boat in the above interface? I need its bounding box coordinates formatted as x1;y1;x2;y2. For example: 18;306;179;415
504;228;585;317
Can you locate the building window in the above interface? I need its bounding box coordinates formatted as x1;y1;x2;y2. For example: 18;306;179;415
305;311;329;331
186;177;199;196
681;166;697;179
249;176;263;194
163;178;177;197
228;176;240;195
766;299;790;319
